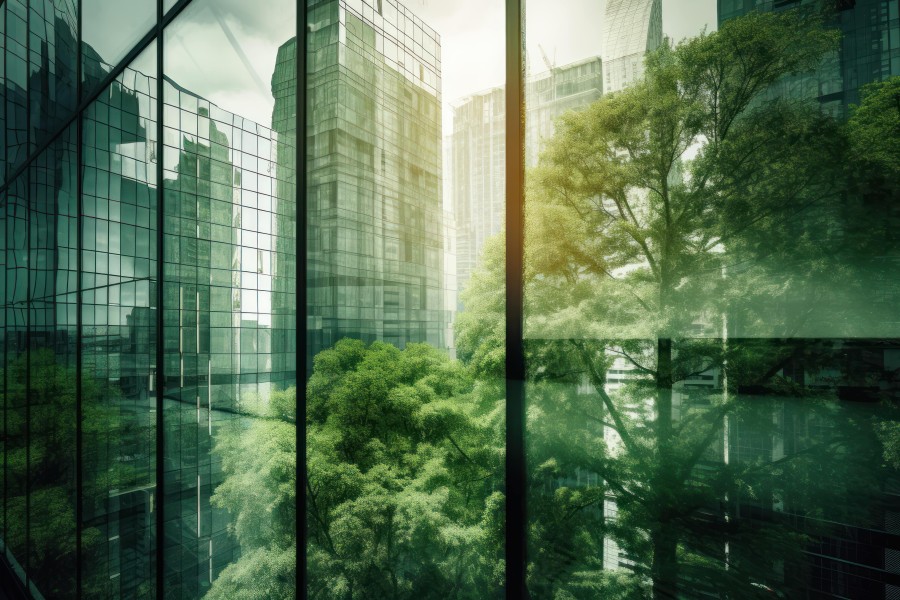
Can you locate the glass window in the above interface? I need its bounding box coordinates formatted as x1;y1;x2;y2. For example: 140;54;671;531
163;1;296;596
304;0;505;597
82;0;156;94
3;173;29;587
2;1;899;598
522;1;900;598
81;40;158;598
27;125;78;600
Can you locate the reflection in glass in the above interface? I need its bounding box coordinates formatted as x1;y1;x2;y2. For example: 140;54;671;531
81;41;158;597
82;0;156;94
27;126;78;599
520;2;900;598
3;173;29;586
4;0;30;175
163;0;297;596
28;0;78;151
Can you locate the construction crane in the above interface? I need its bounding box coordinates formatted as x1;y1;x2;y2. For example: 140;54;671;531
538;43;556;73
537;44;557;102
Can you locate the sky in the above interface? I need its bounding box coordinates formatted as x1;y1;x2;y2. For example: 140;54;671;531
87;0;718;130
402;0;718;132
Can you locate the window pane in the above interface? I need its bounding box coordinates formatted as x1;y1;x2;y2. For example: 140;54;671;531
163;1;296;596
305;0;505;597
524;1;900;598
82;0;156;95
81;40;158;598
28;125;78;599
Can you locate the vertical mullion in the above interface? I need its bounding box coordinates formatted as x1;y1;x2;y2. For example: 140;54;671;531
155;0;165;596
1;0;7;566
296;0;308;597
24;170;30;600
505;0;526;599
23;0;31;593
74;0;83;596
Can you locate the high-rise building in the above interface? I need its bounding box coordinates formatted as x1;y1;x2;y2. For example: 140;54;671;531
450;86;505;295
451;57;603;292
602;0;663;94
289;0;449;362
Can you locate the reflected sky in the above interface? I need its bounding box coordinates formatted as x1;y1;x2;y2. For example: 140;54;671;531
164;0;294;125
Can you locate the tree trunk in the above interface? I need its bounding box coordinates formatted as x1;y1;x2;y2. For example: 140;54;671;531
652;522;679;600
652;336;679;600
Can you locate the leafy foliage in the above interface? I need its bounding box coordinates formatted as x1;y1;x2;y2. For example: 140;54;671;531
208;341;504;600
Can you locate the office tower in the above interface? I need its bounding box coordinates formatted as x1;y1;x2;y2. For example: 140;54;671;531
451;57;603;292
602;0;663;94
450;86;505;296
294;0;449;362
719;0;900;116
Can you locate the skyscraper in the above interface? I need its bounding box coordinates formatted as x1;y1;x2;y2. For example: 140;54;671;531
451;57;604;293
288;0;449;363
602;0;663;94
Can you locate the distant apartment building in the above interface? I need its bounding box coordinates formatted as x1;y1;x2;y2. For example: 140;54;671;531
451;57;604;293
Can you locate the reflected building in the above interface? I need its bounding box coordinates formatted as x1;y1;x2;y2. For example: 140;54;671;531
451;57;603;293
719;0;900;116
716;2;900;597
601;0;662;94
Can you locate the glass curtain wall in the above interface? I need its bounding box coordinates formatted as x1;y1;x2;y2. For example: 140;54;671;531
1;0;301;597
522;1;900;599
81;43;158;598
162;1;296;596
0;0;899;598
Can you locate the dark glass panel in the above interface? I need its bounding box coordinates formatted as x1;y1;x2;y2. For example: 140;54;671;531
0;187;5;556
81;41;158;598
522;1;900;598
27;0;77;151
81;0;156;96
163;1;296;596
1;7;7;182
27;125;78;599
4;0;29;175
3;173;28;583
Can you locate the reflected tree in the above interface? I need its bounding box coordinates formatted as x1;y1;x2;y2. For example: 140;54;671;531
459;8;897;600
2;349;137;598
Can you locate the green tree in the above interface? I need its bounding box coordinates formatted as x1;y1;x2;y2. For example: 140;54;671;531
459;8;894;599
207;340;504;600
205;386;297;600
